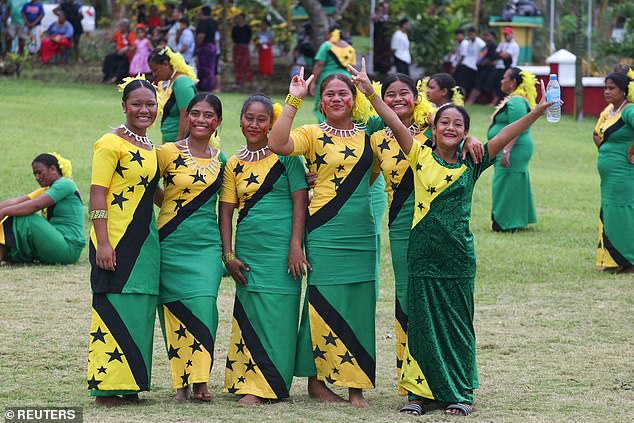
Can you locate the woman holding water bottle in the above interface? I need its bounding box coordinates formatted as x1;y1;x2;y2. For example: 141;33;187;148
488;67;539;232
593;70;634;273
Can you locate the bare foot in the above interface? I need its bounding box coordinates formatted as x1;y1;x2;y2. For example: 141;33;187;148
307;377;346;403
94;396;131;407
238;394;266;405
122;394;140;404
348;388;369;408
193;383;213;401
174;386;191;401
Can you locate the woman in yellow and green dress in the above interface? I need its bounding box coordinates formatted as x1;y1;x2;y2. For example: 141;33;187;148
488;67;538;232
370;73;482;398
351;58;553;416
0;153;85;264
155;93;226;401
593;70;634;273
269;70;383;408
219;95;309;405
150;47;198;143
309;25;356;123
87;78;161;407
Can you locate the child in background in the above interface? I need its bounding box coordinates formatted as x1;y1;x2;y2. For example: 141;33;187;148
129;24;152;76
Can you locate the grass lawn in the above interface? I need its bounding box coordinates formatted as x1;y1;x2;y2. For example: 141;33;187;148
0;79;632;422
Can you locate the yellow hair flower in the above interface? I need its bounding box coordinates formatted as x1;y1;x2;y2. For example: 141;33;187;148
272;102;283;125
451;86;465;106
50;152;72;179
627;69;634;103
513;70;538;109
209;131;220;148
372;80;382;98
329;29;341;43
413;79;436;127
352;88;377;124
117;73;148;93
160;47;198;83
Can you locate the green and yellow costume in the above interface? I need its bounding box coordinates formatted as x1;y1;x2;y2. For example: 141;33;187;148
156;143;226;389
401;138;492;404
220;153;307;399
370;127;432;395
87;134;160;396
160;76;197;142
594;103;634;268
313;41;356;121
488;95;536;230
0;178;85;264
291;124;379;389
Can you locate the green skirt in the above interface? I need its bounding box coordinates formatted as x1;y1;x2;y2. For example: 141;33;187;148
87;293;157;396
389;220;410;395
596;205;634;268
295;282;376;389
0;215;82;264
371;178;387;296
404;276;478;404
491;166;536;231
157;296;218;389
224;289;301;399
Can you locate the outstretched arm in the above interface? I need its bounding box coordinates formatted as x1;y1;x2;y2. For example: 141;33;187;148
348;58;414;154
268;67;314;156
487;81;553;158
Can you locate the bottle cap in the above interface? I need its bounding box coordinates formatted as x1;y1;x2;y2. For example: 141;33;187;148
549;74;557;80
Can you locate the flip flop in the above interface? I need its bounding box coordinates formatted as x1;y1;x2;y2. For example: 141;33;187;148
445;403;474;416
399;402;424;416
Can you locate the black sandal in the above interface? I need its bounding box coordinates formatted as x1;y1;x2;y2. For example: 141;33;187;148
445;403;474;416
399;402;424;416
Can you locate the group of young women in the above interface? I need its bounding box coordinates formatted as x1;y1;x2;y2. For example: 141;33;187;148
4;44;631;416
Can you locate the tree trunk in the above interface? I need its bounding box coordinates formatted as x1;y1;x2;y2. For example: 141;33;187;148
301;0;329;46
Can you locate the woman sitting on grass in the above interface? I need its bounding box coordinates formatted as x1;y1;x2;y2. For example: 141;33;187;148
0;153;85;265
349;58;553;417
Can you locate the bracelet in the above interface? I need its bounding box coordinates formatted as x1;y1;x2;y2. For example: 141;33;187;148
502;149;510;154
366;91;377;101
222;252;236;264
285;94;303;109
90;210;108;220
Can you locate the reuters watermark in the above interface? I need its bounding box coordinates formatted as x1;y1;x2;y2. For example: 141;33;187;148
4;407;82;423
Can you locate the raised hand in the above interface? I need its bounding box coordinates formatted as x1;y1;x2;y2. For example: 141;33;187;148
289;67;315;100
534;80;555;115
348;57;375;97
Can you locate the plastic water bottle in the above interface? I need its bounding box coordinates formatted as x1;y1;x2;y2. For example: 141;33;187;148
546;74;561;123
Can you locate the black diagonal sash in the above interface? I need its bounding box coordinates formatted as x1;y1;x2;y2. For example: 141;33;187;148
388;167;414;227
159;174;222;241
233;296;289;398
309;286;376;384
92;294;150;391
161;92;176;124
90;163;160;294
237;160;285;225
599;118;625;149
165;301;215;358
307;134;373;232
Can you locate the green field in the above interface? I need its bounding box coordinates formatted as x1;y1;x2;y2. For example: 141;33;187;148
0;80;632;422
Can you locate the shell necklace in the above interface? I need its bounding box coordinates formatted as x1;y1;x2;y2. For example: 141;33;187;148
608;99;628;118
384;123;422;140
236;145;269;161
118;124;152;146
183;137;219;176
319;121;364;138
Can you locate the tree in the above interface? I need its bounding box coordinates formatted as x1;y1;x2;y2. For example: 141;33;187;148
300;0;353;46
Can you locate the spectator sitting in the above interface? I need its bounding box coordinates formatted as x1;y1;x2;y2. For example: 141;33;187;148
39;9;73;64
102;19;135;83
21;0;44;53
54;0;83;63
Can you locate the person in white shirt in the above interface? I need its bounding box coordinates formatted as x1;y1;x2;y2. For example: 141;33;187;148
166;7;182;51
489;27;520;105
448;29;466;73
453;27;485;98
176;16;195;66
391;18;411;76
